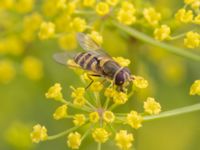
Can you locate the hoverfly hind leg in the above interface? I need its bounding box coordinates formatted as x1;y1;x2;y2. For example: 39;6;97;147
85;74;101;90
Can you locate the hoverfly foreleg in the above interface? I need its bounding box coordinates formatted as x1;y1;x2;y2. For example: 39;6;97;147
85;74;101;90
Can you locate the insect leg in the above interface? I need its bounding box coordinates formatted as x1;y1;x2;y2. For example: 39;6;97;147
85;74;101;89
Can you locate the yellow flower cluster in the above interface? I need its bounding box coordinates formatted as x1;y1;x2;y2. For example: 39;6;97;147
95;2;110;16
175;8;193;23
190;80;200;95
133;76;149;89
73;114;86;126
70;17;87;32
103;111;115;123
143;7;161;26
184;31;200;48
88;31;103;45
126;111;143;129
92;128;109;143
83;0;95;7
71;87;86;106
30;124;48;143
53;105;68;120
113;57;131;67
90;81;103;92
144;97;161;115
58;33;77;50
67;132;81;149
154;25;171;41
89;111;100;123
117;1;136;25
45;83;63;101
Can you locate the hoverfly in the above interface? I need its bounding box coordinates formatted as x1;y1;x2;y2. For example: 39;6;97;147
53;33;134;91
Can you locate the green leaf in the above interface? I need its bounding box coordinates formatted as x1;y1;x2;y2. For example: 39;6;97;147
113;21;200;62
144;103;200;121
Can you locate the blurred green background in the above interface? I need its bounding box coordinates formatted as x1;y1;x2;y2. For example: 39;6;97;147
0;0;200;150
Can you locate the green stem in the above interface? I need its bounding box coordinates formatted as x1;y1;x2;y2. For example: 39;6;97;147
144;103;200;121
47;126;79;141
112;21;200;62
97;143;101;150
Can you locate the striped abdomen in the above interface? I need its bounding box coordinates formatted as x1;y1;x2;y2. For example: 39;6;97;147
74;52;99;72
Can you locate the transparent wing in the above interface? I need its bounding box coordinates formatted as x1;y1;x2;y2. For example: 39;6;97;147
53;52;76;66
76;32;112;58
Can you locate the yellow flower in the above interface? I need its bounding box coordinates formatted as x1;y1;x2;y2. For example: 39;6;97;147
67;132;81;149
0;60;15;84
103;111;115;123
133;76;148;89
83;0;95;7
90;81;103;92
190;80;200;95
184;31;200;48
184;0;195;5
71;17;87;32
92;128;109;143
113;57;131;67
71;87;85;98
53;105;68;120
22;56;43;80
194;14;200;24
154;25;171;41
115;130;134;150
126;111;143;129
104;87;116;98
38;22;55;40
88;31;103;45
95;2;110;16
66;2;77;14
144;97;161;115
121;1;136;14
57;0;67;9
89;112;99;123
73;97;86;106
175;8;193;23
58;33;77;50
113;91;128;104
45;83;63;101
15;0;34;14
191;1;200;10
117;9;136;25
30;124;48;143
106;0;119;6
143;7;161;26
73;114;86;126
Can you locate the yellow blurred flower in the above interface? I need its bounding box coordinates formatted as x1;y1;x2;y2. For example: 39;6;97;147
191;0;200;9
15;0;34;14
194;14;200;24
121;1;136;14
190;80;200;95
103;111;115;123
126;111;143;129
117;9;136;25
115;130;134;150
58;33;77;50
184;31;200;48
45;83;63;101
38;21;55;40
175;8;193;23
95;2;110;16
71;87;85;98
88;31;103;45
30;124;48;143
104;87;116;98
133;76;148;89
57;0;67;9
0;60;15;84
22;56;43;80
73;114;86;126
106;0;119;6
184;0;195;5
83;0;95;7
113;57;131;67
143;7;161;26
154;25;171;41
53;105;68;120
67;132;81;149
144;97;161;115
70;17;87;32
89;111;99;123
92;128;109;143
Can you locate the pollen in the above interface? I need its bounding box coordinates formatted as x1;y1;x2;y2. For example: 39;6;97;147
38;21;55;40
30;124;48;143
103;111;115;123
67;132;81;149
95;2;110;16
53;105;68;120
45;83;63;101
92;128;109;143
144;97;161;115
184;31;200;48
115;130;134;150
143;7;161;26
73;114;86;126
89;111;100;123
190;80;200;95
154;25;171;41
126;111;143;129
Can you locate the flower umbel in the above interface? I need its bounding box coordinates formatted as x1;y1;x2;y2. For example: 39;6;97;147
30;124;48;143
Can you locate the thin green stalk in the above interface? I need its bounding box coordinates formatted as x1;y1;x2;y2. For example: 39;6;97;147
144;103;200;121
47;126;79;141
112;21;200;62
97;143;101;150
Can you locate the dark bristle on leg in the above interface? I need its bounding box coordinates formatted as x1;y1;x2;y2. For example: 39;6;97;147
85;74;101;90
